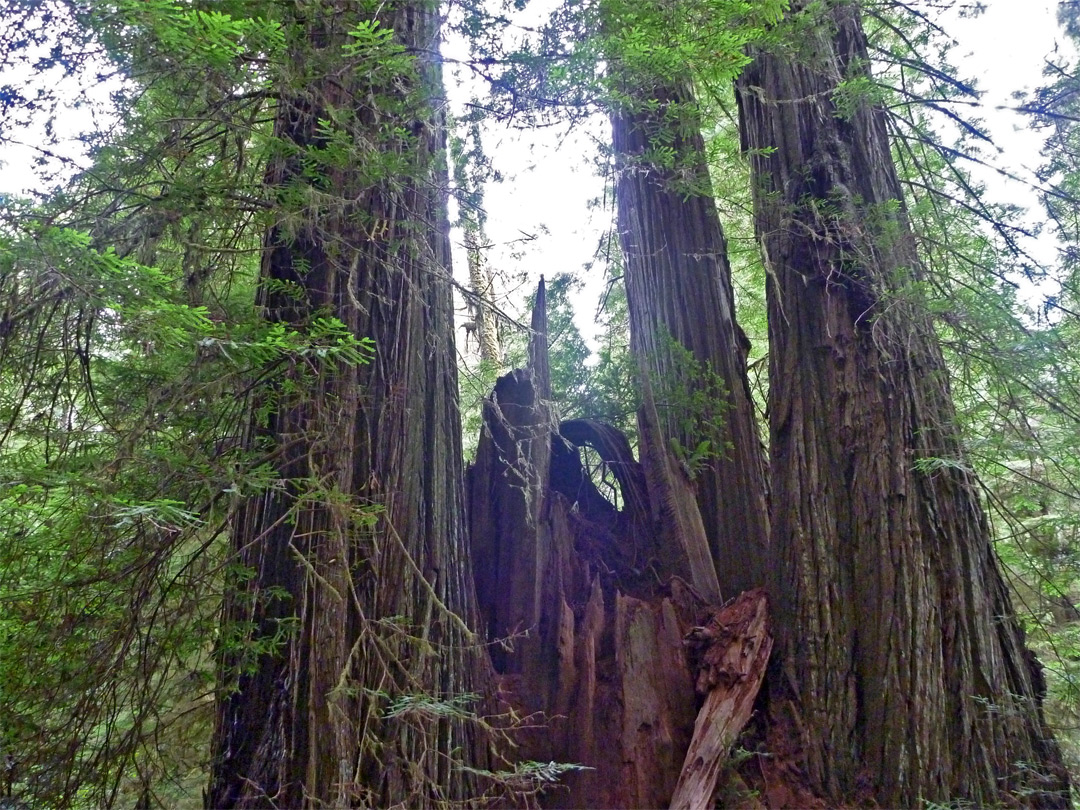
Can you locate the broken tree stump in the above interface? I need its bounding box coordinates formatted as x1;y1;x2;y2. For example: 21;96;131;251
468;281;770;807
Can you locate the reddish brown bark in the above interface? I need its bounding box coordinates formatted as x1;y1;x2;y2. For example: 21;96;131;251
207;3;491;806
611;85;770;600
736;2;1068;806
670;590;771;810
468;285;771;808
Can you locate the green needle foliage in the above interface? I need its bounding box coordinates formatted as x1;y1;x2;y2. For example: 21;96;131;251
4;0;1080;804
0;2;372;806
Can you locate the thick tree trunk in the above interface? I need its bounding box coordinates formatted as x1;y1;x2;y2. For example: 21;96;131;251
611;84;770;600
207;3;491;807
736;3;1068;806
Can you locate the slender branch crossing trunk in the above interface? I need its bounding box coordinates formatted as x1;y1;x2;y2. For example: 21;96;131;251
208;3;490;806
736;3;1068;805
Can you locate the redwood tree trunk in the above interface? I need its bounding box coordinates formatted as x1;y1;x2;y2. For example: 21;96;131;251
736;3;1068;805
207;3;490;806
611;83;770;600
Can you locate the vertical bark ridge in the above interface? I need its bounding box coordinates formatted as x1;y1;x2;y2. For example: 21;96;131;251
736;3;1068;805
611;83;770;599
208;2;492;806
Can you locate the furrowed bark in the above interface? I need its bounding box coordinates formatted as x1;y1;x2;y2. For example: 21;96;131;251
736;3;1068;805
208;3;491;806
611;82;770;600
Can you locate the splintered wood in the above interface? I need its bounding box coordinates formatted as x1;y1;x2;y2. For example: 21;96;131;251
469;282;773;808
669;589;772;810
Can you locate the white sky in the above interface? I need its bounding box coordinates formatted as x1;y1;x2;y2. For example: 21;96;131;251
940;0;1074;272
0;0;1073;339
448;0;1077;351
440;3;610;347
0;55;113;198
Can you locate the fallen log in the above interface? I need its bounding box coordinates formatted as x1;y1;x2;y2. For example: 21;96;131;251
669;589;772;810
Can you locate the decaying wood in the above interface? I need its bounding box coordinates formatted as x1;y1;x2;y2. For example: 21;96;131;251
468;283;770;808
468;280;555;678
669;590;771;810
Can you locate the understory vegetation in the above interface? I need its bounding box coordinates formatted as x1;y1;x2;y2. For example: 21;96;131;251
0;0;1079;806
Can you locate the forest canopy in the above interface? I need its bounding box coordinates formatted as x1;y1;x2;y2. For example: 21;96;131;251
1;0;1079;808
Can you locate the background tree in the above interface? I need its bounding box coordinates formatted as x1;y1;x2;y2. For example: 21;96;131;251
451;123;502;369
1015;0;1080;773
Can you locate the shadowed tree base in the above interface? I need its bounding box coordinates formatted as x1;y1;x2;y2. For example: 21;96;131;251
468;285;772;808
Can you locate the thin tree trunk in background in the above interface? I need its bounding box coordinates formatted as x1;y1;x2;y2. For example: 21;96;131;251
207;2;490;806
737;3;1068;805
465;225;501;366
611;84;770;600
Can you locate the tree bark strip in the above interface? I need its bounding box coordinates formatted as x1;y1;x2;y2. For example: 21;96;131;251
636;372;722;603
736;3;1068;805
